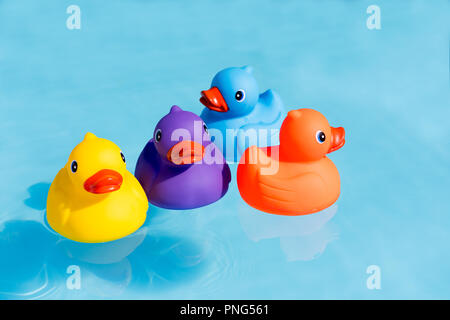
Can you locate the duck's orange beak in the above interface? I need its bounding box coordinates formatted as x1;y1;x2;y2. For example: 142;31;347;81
200;87;228;112
167;140;205;165
328;127;345;153
84;169;123;194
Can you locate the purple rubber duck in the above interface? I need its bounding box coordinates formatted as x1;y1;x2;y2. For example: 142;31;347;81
135;105;231;209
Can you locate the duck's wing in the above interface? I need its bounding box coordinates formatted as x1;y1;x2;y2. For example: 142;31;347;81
135;140;160;192
257;169;326;206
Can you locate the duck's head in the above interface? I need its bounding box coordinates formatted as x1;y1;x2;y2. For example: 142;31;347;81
153;105;211;166
66;132;127;195
280;109;345;161
200;66;259;117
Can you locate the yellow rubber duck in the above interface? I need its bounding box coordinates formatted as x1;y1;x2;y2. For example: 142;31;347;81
46;133;148;243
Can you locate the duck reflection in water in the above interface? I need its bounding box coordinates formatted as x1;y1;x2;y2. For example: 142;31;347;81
238;204;339;261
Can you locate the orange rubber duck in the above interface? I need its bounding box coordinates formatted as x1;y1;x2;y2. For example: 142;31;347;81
237;108;345;215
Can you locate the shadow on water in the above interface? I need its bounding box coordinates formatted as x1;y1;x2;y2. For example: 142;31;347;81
127;233;209;292
23;182;51;211
2;184;210;298
0;220;59;299
47;231;147;298
238;204;339;261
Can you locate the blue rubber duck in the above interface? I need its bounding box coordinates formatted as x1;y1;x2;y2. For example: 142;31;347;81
200;66;285;162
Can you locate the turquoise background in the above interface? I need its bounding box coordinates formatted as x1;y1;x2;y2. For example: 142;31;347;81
0;0;449;299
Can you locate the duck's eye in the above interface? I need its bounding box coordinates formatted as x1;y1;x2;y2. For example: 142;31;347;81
316;130;326;144
155;129;162;142
235;90;245;102
71;160;78;173
120;152;126;163
203;123;208;133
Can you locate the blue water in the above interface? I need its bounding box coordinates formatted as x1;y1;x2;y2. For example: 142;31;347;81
0;0;449;299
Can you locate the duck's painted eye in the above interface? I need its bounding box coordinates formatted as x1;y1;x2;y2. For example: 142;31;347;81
316;130;326;144
155;129;162;142
71;160;78;173
120;151;126;163
203;123;208;133
235;90;245;102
